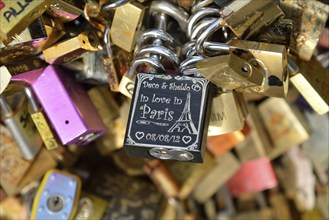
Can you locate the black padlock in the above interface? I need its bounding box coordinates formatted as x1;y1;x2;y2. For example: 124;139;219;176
124;73;213;163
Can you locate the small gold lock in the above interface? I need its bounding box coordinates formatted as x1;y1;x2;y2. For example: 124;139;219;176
111;2;146;52
46;0;84;23
208;91;248;136
0;0;54;43
43;31;100;64
220;0;284;39
196;53;265;91
230;40;288;98
258;98;311;159
5;58;46;75
279;0;329;61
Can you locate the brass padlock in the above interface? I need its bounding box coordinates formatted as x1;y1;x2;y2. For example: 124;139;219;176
43;31;100;64
208;91;248;136
0;17;47;65
279;0;329;61
258;98;311;159
5;58;46;75
230;39;288;98
289;57;329;115
111;1;146;52
250;18;293;47
0;0;54;43
46;0;84;23
196;52;265;91
220;0;284;39
196;40;288;97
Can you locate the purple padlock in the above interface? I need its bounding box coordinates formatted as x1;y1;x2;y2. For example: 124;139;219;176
11;66;107;145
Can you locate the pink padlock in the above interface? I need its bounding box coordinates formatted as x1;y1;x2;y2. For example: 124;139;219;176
227;157;278;196
11;66;107;145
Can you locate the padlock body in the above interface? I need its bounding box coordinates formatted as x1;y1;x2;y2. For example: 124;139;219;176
13;66;107;145
124;73;213;163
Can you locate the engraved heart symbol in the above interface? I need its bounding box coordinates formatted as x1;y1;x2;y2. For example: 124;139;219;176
135;132;145;140
182;136;192;144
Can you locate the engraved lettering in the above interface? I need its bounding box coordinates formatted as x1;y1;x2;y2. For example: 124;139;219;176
140;104;174;121
151;94;171;104
211;112;226;122
140;94;149;102
174;97;182;105
143;81;159;89
3;0;34;23
169;82;190;91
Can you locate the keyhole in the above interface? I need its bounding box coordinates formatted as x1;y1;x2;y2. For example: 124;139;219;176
240;63;252;77
47;195;64;212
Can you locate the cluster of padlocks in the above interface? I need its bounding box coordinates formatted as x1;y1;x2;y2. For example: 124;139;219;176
0;0;328;219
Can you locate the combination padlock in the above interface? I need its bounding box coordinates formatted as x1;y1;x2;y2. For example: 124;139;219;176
30;169;81;220
11;66;107;145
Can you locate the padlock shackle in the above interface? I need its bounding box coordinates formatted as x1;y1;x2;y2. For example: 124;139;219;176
191;0;214;13
187;7;219;38
179;56;204;76
104;26;114;58
101;0;130;11
190;17;217;40
24;87;41;113
196;18;229;56
135;45;180;68
0;95;13;118
150;1;189;32
127;57;165;78
137;29;175;49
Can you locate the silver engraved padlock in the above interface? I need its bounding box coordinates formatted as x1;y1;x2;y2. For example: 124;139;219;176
124;1;213;163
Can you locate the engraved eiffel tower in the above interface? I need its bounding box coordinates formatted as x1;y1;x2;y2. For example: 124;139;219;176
168;93;198;134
